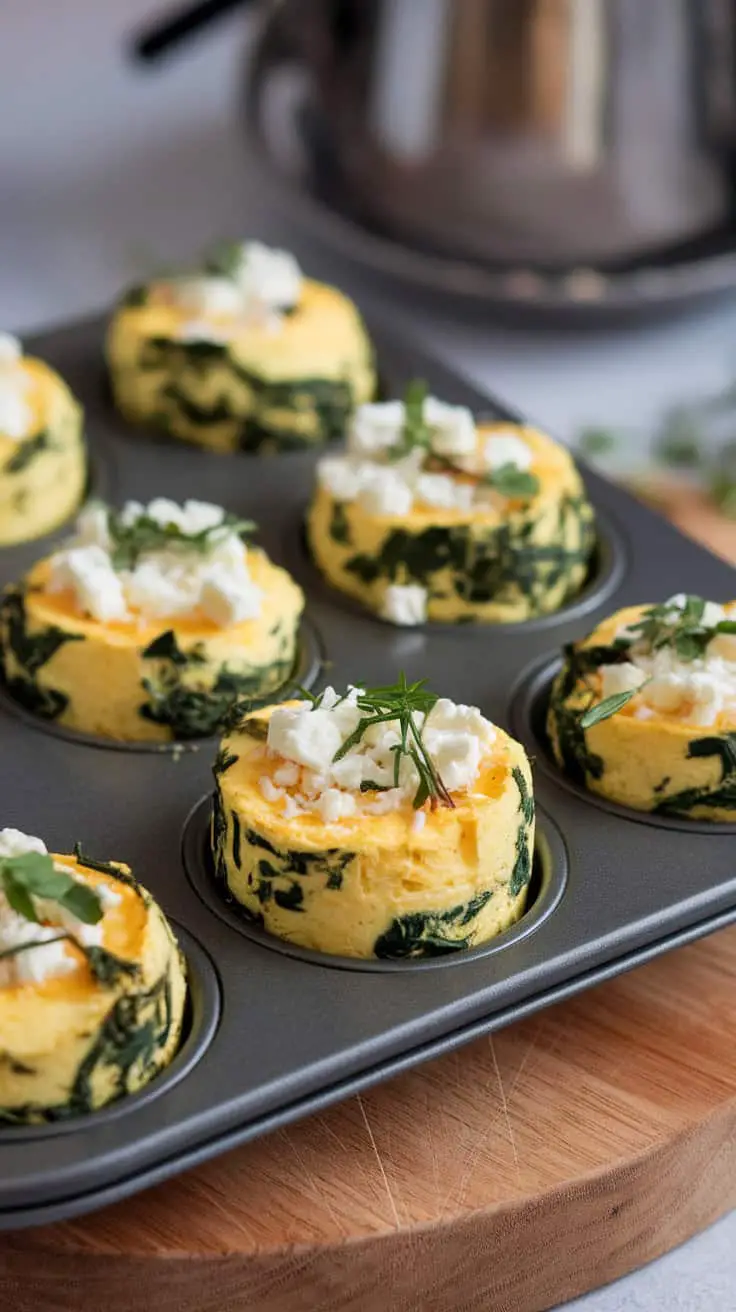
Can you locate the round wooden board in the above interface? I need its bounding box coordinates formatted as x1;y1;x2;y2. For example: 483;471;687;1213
1;490;735;1312
3;927;736;1312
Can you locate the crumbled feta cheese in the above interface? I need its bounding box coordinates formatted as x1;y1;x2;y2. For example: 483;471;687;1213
424;398;477;458
200;565;261;626
381;584;427;626
595;624;736;727
483;431;534;472
267;706;344;772
412;810;427;833
176;319;235;344
349;401;405;455
0;829;112;987
233;241;302;310
48;499;261;627
169;243;302;324
260;685;497;820
259;776;284;804
0;379;32;441
317;789;357;824
0;828;47;858
171;277;244;318
357;468;414;516
423;729;481;791
599;663;647;700
0;332;23;366
48;544;129;623
414;472;475;511
710;631;736;662
317;457;370;501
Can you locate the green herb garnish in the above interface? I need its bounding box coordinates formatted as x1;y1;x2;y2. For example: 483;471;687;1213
483;463;540;499
619;595;735;662
331;673;454;811
580;688;641;729
387;380;540;500
107;508;256;570
577;427;618;458
0;852;102;925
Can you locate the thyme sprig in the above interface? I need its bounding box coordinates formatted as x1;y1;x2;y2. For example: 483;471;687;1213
387;380;540;499
107;509;256;570
0;852;102;925
620;596;736;663
321;674;455;811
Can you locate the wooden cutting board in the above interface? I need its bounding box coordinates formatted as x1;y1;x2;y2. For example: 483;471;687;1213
1;488;735;1312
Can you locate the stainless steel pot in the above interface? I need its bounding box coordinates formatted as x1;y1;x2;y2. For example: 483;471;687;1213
254;0;736;268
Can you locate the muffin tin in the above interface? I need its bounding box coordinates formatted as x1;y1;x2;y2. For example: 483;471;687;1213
0;312;735;1231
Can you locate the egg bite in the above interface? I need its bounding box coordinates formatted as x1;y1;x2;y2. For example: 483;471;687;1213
306;385;596;624
0;828;186;1124
547;595;736;819
0;497;304;742
106;240;376;453
0;332;86;546
212;678;536;959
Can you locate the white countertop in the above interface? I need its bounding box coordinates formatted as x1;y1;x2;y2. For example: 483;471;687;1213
2;2;736;1305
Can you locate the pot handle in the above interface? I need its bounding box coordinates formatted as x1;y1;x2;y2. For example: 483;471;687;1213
129;0;254;64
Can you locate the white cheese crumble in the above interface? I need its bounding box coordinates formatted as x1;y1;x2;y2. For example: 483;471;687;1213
259;687;497;822
381;583;428;626
0;331;33;442
318;399;535;515
0;828;118;987
168;242;302;336
597;596;736;727
48;498;261;627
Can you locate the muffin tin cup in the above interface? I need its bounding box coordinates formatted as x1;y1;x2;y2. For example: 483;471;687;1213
509;653;736;835
182;793;568;972
0;310;734;1229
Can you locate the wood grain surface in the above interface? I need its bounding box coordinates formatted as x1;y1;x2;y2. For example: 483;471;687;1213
1;488;735;1312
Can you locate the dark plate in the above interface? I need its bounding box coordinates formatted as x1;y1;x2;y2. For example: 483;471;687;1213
0;313;734;1229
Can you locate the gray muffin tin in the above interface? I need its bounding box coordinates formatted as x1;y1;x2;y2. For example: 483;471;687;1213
0;313;734;1231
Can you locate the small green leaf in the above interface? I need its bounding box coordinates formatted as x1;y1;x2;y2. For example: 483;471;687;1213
485;464;540;499
0;852;102;925
577;427;618;457
580;687;640;728
717;620;736;634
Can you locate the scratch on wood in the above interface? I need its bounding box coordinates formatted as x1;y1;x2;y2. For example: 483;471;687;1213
489;1034;520;1176
278;1129;344;1235
357;1093;401;1230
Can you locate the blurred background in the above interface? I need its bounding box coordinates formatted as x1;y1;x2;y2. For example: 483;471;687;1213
2;0;736;561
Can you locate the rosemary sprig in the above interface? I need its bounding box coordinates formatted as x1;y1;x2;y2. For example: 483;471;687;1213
0;852;102;925
107;509;256;570
332;673;455;811
580;687;641;729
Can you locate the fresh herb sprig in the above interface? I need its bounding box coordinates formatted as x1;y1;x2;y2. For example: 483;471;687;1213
388;380;540;500
580;687;642;729
107;509;256;570
620;596;736;663
0;852;102;925
328;674;455;811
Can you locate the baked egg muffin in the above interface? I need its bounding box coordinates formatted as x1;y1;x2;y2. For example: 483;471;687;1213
548;594;736;819
0;497;304;742
212;675;536;958
306;382;596;624
0;827;186;1123
0;332;86;546
106;240;376;453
